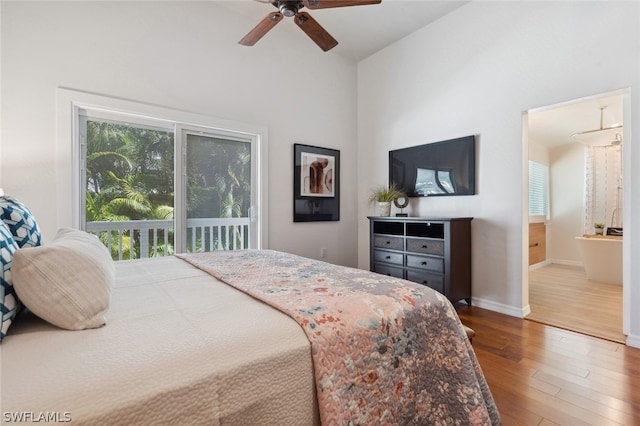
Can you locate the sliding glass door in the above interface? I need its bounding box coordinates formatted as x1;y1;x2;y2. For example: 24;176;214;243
79;110;260;260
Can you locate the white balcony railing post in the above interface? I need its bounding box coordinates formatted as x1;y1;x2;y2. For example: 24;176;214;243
86;217;250;261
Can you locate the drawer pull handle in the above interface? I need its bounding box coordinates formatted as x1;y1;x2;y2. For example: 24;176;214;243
386;241;391;245
386;256;391;259
421;261;427;265
422;280;428;284
422;245;428;249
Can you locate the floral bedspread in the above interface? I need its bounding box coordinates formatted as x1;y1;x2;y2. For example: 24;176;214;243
177;250;500;425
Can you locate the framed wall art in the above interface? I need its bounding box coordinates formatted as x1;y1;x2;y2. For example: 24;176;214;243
293;143;340;222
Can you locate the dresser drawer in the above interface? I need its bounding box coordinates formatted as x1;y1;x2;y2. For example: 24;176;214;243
406;270;444;293
373;235;404;251
373;263;404;279
406;254;444;273
406;238;444;256
369;216;472;305
374;250;404;266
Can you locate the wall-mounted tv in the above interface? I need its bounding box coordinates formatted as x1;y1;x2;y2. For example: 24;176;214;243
389;135;476;197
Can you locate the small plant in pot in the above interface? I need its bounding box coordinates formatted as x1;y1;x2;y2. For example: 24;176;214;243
369;184;406;217
594;222;605;235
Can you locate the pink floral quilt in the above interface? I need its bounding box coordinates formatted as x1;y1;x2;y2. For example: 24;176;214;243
177;250;500;425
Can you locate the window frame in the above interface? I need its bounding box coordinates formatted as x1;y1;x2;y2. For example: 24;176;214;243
57;88;268;250
78;108;176;232
176;124;261;252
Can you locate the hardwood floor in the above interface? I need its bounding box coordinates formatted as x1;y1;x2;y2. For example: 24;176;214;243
528;264;624;343
456;304;640;425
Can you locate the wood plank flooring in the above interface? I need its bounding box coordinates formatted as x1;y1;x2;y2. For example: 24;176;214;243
527;264;624;343
456;304;640;425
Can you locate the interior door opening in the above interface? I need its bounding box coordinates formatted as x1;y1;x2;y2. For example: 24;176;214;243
523;88;629;344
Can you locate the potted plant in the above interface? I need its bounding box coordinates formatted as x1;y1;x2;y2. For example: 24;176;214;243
368;184;406;217
594;222;605;235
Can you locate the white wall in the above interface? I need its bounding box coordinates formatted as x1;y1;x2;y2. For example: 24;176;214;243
548;143;585;264
528;139;549;166
357;0;640;345
0;1;359;266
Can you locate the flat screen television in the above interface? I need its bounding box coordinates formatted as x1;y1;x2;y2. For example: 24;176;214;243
389;135;475;197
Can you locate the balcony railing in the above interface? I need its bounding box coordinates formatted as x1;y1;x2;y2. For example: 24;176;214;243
86;218;251;261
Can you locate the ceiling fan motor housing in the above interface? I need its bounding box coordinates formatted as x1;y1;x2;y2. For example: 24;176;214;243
275;0;303;17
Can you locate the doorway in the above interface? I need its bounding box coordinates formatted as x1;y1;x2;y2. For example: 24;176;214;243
523;89;629;343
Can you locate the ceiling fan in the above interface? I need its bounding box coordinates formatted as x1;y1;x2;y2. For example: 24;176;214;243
239;0;382;52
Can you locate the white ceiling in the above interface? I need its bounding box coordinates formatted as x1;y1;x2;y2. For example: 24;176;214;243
219;1;625;147
219;0;468;61
528;93;625;149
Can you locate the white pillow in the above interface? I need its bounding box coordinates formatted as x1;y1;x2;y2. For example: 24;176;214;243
12;228;114;330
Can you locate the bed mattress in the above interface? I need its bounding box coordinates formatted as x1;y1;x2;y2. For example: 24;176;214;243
1;256;319;425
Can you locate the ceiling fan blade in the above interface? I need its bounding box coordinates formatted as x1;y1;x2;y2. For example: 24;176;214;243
294;12;338;51
239;12;283;46
303;0;381;9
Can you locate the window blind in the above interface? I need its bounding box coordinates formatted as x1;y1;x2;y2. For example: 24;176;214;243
528;160;548;219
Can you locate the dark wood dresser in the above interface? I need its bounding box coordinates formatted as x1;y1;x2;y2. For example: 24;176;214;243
368;216;472;305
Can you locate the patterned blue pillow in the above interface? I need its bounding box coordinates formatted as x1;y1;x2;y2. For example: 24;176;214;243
0;195;42;248
1;221;20;341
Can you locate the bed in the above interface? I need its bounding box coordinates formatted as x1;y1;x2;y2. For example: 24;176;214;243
1;217;499;425
2;254;318;425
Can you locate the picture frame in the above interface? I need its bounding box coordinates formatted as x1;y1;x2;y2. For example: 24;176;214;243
293;144;340;222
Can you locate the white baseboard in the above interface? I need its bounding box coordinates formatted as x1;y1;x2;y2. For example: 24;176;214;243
625;334;640;348
549;258;584;267
528;260;551;271
529;259;584;271
471;297;529;318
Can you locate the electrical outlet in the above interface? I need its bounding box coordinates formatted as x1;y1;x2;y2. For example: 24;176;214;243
320;247;327;258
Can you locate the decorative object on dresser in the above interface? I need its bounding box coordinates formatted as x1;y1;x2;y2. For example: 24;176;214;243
368;216;472;305
367;184;406;217
393;195;409;217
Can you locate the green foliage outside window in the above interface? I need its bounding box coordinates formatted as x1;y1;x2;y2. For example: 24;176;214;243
86;120;251;259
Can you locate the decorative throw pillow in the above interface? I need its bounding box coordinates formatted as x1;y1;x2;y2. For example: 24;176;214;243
0;195;42;248
12;228;114;331
0;221;20;341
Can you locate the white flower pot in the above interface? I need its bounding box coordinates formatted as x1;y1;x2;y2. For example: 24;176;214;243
377;202;391;217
